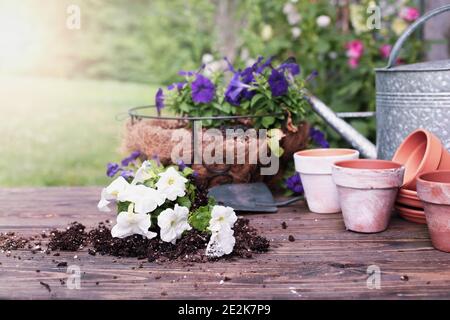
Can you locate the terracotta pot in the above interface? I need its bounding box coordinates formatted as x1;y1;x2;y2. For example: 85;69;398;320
417;171;450;252
294;148;359;213
392;129;443;190
332;160;404;233
438;149;450;170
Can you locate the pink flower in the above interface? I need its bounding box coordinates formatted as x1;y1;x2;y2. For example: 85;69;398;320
345;40;364;59
348;57;359;69
345;40;364;69
400;7;420;22
379;44;392;59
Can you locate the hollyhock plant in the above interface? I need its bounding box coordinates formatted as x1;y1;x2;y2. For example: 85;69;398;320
345;40;364;68
380;44;392;59
400;7;420;22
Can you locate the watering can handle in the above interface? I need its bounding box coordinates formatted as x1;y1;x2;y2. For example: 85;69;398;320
387;4;450;69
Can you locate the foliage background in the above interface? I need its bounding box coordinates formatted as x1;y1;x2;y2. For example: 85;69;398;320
0;0;428;186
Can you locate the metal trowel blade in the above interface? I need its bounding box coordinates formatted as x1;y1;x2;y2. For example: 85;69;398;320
208;183;278;213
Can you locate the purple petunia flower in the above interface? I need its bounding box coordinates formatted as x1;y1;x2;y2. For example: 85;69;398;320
120;169;134;179
285;173;304;194
177;159;187;171
256;56;273;73
278;62;300;76
309;127;330;148
152;154;161;166
225;73;252;105
191;74;215;104
268;69;289;96
178;70;195;77
121;150;141;167
155;88;164;114
106;162;120;177
168;82;185;91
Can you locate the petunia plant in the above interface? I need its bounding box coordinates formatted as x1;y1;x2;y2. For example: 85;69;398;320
98;152;238;258
157;56;314;130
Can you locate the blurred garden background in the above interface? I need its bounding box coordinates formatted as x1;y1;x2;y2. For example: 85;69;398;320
1;0;449;186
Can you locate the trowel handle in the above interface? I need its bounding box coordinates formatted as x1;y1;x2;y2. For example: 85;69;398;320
274;196;304;207
387;4;450;68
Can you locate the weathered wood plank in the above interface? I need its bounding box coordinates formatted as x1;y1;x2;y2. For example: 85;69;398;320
0;187;449;300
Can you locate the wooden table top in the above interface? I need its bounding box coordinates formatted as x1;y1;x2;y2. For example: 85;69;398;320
0;187;449;300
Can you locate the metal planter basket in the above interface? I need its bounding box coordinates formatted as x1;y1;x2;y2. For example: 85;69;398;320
123;106;310;187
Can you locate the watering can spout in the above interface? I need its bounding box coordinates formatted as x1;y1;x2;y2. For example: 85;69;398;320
307;95;377;159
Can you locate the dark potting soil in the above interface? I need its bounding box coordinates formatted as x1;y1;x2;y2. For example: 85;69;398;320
48;222;88;251
0;232;29;251
1;218;269;263
88;218;269;262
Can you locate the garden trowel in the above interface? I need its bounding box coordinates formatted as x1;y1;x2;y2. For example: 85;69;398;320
208;183;303;213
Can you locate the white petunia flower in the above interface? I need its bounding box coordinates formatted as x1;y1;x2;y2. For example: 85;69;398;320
118;184;165;214
206;227;236;257
208;205;237;232
131;160;155;185
97;176;129;212
316;15;331;28
111;204;156;239
156;167;188;201
157;204;192;244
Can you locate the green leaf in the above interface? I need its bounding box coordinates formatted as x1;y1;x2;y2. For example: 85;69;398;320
188;205;212;232
177;195;192;209
261;116;275;128
117;201;131;213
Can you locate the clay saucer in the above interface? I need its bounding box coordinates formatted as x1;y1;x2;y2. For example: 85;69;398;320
396;194;423;209
399;188;418;197
392;129;443;190
395;204;426;224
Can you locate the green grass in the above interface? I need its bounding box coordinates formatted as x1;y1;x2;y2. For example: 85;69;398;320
0;76;158;186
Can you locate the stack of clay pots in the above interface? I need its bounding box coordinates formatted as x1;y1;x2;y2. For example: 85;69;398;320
392;129;450;225
294;149;404;234
293;128;450;253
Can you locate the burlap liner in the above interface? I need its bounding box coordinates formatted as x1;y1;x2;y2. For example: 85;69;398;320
122;119;310;187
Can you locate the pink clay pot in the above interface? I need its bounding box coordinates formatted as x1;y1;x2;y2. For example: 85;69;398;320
392;129;443;190
438;149;450;170
417;171;450;253
332;160;405;233
294;148;359;213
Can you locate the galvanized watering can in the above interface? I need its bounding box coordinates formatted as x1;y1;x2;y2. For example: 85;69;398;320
310;5;450;160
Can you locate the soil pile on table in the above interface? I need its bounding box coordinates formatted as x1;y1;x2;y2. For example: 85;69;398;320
87;218;269;262
2;218;269;263
48;222;88;251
